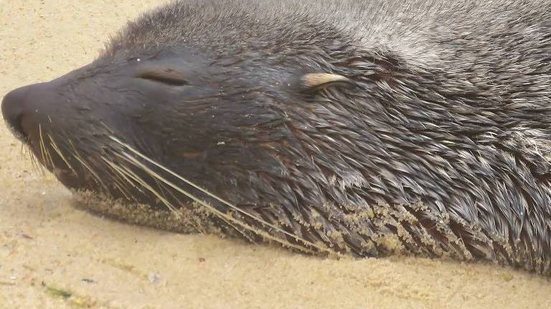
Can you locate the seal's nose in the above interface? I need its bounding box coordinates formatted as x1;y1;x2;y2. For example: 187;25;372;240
1;85;30;139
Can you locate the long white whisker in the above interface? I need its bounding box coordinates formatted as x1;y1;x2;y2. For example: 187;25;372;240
66;140;108;193
107;154;262;242
119;150;317;254
111;140;331;255
101;157;180;217
38;124;55;169
47;134;77;175
99;158;139;203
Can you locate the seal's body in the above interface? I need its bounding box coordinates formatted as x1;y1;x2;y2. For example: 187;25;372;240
2;0;550;274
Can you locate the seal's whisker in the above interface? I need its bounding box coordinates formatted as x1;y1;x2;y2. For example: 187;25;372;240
119;148;315;253
37;124;48;168
152;177;181;207
112;144;324;255
66;139;109;193
99;157;137;201
99;156;147;196
20;142;43;175
124;158;260;241
31;147;45;175
47;134;77;176
115;157;259;238
39;124;56;170
100;157;140;203
104;154;244;235
101;156;180;216
108;157;167;203
110;177;133;201
75;157;105;191
150;170;255;238
19;141;26;156
110;136;334;255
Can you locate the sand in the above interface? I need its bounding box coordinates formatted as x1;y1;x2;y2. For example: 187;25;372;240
0;1;550;308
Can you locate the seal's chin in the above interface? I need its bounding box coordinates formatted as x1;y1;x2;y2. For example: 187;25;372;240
50;161;117;200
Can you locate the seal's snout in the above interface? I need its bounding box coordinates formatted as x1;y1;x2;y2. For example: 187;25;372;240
2;85;30;140
1;82;59;141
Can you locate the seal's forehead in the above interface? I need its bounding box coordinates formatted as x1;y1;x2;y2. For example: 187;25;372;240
103;0;356;58
105;0;286;55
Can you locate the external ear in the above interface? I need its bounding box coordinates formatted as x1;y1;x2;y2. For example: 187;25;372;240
298;73;354;92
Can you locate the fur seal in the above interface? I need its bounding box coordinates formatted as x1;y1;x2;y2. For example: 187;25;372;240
2;0;550;275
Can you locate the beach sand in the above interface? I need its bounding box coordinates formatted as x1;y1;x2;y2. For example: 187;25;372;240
0;1;550;308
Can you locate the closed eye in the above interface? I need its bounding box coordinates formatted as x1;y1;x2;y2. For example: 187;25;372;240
136;68;188;86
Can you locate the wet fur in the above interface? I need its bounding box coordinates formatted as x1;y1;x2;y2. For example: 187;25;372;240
3;0;551;274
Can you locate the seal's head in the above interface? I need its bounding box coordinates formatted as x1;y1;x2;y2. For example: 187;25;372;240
2;0;551;273
1;3;358;213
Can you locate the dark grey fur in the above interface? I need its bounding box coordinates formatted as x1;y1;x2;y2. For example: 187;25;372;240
2;0;550;274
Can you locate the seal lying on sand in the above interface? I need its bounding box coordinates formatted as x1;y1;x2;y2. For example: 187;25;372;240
2;0;550;275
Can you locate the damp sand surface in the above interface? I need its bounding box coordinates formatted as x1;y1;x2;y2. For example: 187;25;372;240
0;1;550;308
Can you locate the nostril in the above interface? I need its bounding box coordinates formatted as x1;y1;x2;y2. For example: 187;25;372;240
2;85;31;140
